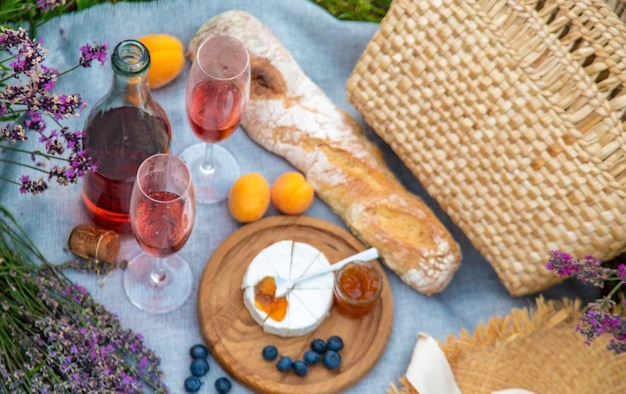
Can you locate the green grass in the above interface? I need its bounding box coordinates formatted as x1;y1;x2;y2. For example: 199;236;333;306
1;0;391;33
311;0;391;22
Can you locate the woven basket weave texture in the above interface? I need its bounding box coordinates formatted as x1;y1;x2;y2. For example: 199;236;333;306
347;0;626;295
606;0;626;21
388;298;626;393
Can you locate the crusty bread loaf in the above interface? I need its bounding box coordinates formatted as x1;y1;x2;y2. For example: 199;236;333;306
187;10;462;295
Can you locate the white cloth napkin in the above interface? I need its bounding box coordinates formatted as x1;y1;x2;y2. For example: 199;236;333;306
405;333;535;394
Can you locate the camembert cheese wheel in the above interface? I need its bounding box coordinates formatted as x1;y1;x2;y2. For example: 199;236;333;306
241;240;334;337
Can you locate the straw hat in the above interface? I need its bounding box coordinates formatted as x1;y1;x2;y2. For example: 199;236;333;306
389;297;626;394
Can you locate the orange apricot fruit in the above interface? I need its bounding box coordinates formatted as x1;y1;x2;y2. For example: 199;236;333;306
137;34;185;89
270;172;315;215
228;173;271;223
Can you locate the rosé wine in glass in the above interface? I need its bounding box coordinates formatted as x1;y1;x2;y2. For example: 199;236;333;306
124;154;196;314
187;79;243;143
179;34;250;204
133;191;192;257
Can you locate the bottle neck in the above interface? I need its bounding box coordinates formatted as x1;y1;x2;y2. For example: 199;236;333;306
110;40;152;106
111;72;151;106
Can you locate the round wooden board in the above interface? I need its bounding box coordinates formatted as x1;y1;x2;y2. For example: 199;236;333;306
197;215;394;394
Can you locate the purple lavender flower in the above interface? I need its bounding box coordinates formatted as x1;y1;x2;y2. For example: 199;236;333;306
42;131;64;155
545;250;578;276
608;336;626;354
545;250;608;287
547;250;626;355
25;111;46;132
38;64;58;92
617;264;626;280
0;27;31;51
19;175;48;194
1;123;27;143
37;0;65;12
79;41;109;67
36;93;85;120
576;300;626;355
11;42;44;75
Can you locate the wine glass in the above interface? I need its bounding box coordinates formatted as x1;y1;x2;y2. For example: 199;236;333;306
179;34;251;204
123;153;196;314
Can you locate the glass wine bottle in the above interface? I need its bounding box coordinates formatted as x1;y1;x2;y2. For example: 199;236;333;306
82;40;172;232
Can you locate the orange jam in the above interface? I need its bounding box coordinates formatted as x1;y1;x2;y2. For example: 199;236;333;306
254;276;288;322
333;261;382;318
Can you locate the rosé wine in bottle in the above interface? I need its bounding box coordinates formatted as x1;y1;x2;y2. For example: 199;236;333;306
81;40;172;232
187;79;242;143
82;107;171;232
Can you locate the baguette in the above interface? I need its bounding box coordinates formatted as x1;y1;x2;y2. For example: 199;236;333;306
188;10;462;295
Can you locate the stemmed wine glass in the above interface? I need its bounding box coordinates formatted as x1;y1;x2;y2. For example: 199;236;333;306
179;34;251;204
123;153;196;314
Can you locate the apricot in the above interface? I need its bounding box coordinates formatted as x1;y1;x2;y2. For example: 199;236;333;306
228;173;271;223
270;172;315;215
137;34;185;89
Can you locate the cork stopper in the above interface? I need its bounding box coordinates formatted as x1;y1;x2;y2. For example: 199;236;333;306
68;224;121;263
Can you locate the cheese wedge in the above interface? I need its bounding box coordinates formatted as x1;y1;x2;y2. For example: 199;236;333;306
241;240;334;337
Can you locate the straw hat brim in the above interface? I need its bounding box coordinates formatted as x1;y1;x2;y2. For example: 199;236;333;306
389;297;626;394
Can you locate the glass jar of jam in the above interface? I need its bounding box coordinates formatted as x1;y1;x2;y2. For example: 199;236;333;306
333;260;382;318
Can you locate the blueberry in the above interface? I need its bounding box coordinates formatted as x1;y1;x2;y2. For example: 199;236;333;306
327;335;344;352
310;338;327;354
262;345;278;361
214;377;232;394
189;344;209;359
184;376;202;392
190;358;210;377
323;350;342;370
292;360;308;377
276;356;292;372
303;350;321;365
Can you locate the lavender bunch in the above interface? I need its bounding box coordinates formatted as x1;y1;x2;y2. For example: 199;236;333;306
0;206;169;393
0;14;108;194
546;250;626;354
1;1;82;38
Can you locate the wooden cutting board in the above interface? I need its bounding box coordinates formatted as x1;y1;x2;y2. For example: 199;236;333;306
197;215;394;394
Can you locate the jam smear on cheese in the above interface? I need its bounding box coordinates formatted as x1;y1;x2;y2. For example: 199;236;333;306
254;276;288;321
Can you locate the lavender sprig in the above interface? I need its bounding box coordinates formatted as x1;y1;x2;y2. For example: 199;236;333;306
546;250;626;354
0;205;169;392
0;25;107;194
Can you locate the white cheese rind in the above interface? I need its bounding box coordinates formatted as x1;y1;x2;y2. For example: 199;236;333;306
241;240;334;337
243;286;267;327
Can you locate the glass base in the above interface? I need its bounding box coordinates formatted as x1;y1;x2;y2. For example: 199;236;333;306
123;253;192;314
179;142;240;204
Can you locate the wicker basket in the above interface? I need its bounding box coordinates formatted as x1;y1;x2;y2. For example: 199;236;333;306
347;0;626;296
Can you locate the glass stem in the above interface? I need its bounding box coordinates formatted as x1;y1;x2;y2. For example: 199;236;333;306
150;257;167;286
200;143;216;175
